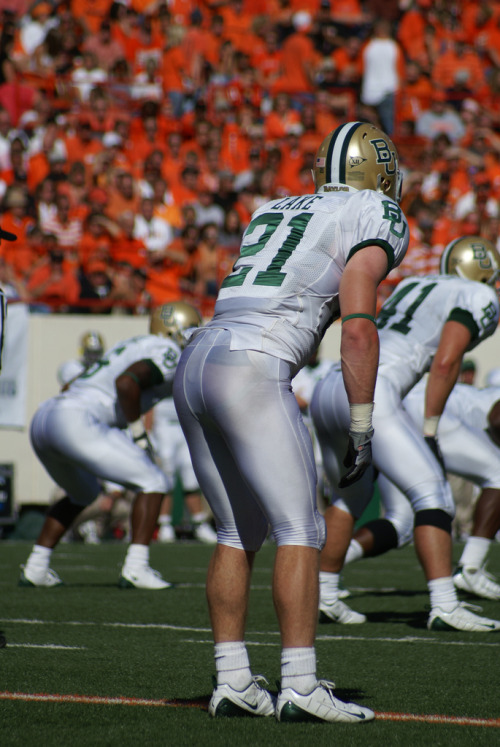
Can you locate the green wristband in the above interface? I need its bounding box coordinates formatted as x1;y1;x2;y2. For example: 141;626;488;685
342;313;376;324
122;371;140;385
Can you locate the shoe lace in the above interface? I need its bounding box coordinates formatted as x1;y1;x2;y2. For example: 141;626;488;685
251;675;270;690
317;679;337;694
457;601;484;614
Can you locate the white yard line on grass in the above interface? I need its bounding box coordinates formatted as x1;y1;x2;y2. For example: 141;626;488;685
1;618;500;647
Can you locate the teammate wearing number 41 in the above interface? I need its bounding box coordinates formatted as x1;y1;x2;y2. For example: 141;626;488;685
19;302;202;590
311;235;500;632
174;121;408;723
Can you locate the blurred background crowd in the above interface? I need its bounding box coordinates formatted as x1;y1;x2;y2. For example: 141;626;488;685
0;0;499;316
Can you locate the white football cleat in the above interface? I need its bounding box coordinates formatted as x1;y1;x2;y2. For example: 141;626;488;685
319;599;366;624
157;523;176;543
19;566;63;587
453;565;500;601
119;565;172;590
193;521;217;544
428;602;500;632
209;676;275;718
78;520;100;545
276;680;374;723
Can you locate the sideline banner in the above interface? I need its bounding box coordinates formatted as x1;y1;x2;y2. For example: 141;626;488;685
0;302;29;428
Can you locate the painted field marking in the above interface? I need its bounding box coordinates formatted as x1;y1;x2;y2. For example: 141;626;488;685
5;644;86;650
0;691;499;727
1;618;499;648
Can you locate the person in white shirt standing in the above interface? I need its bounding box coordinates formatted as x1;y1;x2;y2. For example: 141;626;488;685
360;19;403;136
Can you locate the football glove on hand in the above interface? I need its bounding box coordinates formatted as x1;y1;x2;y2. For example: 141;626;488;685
339;428;374;488
129;420;155;462
424;435;446;476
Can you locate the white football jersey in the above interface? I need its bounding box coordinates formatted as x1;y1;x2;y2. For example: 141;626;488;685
61;334;182;427
376;275;499;397
405;378;500;432
207;187;409;368
57;359;84;387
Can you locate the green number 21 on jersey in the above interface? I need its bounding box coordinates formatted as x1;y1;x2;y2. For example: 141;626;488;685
221;212;312;289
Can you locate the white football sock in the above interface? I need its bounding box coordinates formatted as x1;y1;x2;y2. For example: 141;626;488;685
25;544;52;573
459;536;490;570
319;570;339;604
123;543;149;570
344;538;364;565
281;647;317;694
214;641;252;689
428;576;459;613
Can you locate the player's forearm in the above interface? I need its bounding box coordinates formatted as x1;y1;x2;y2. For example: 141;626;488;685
424;358;462;421
340;318;379;405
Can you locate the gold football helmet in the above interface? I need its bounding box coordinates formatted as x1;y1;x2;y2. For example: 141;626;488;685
312;121;403;203
149;301;202;348
440;235;500;285
79;331;104;366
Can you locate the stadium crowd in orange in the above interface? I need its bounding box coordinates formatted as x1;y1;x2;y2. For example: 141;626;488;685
0;0;499;315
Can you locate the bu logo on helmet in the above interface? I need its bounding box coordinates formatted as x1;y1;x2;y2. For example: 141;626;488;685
160;305;175;322
370;138;396;175
471;242;493;269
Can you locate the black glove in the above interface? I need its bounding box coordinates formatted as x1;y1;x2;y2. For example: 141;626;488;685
424;435;446;476
339;428;374;488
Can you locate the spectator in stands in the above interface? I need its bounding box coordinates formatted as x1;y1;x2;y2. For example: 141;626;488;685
77;258;115;313
415;90;466;142
71;50;107;103
106;170;140;221
192;188;225;229
431;34;486;98
454;171;499;226
110;209;147;269
40;190;82;260
82;18;125;73
271;10;319;96
133;196;174;260
27;237;80;312
360;19;404;135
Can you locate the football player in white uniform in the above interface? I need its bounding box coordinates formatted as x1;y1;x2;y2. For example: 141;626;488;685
57;330;105;388
312;235;500;632
56;330;114;544
150;396;217;544
174;122;408;723
19;301;202;590
345;379;500;600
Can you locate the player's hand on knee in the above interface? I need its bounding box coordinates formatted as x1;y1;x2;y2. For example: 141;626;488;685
339;429;373;488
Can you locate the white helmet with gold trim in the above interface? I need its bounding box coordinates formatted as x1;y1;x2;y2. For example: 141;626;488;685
149;301;202;348
440;235;500;285
312;121;402;203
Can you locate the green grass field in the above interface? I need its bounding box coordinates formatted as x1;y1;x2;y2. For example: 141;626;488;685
1;539;499;746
